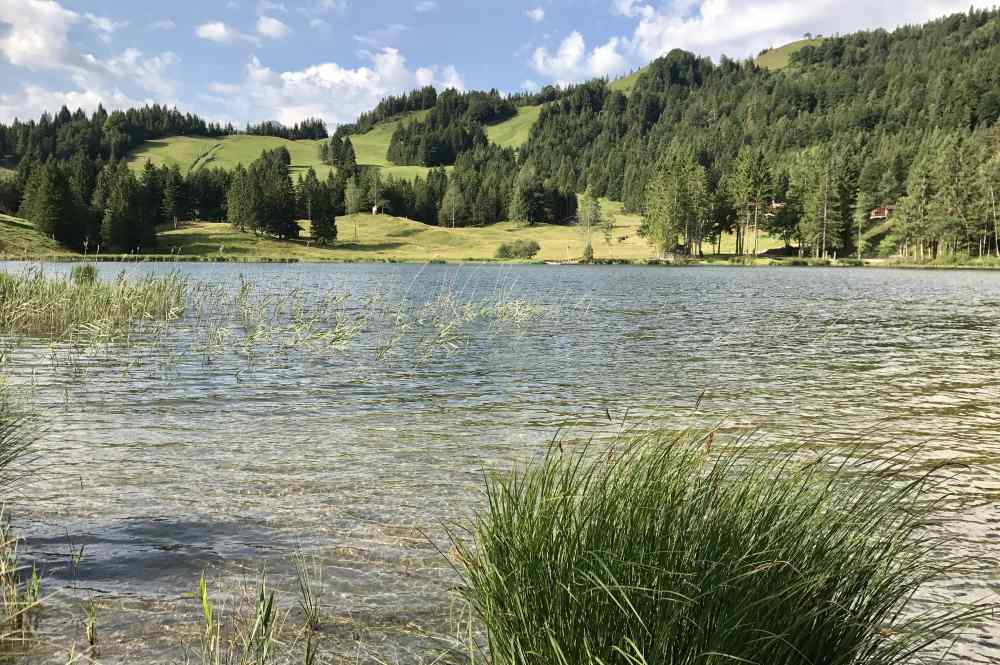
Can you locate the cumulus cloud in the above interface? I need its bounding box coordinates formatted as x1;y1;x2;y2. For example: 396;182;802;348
257;16;290;39
525;7;545;22
531;31;629;83
527;0;996;85
620;0;998;62
206;48;464;127
151;19;177;30
196;21;261;45
0;84;139;122
0;0;180;120
414;1;438;12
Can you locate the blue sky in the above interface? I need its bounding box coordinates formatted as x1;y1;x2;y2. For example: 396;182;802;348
0;0;992;127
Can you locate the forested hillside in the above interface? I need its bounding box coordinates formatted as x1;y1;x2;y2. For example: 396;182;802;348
520;8;1000;258
2;8;999;260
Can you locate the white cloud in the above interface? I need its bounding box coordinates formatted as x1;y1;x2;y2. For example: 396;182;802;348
84;13;128;42
309;18;330;30
0;0;179;118
151;19;177;30
531;31;628;83
616;0;998;62
525;7;545;22
196;21;261;45
528;0;997;85
0;0;84;70
0;84;139;122
257;15;290;39
107;48;179;98
415;1;438;11
206;48;464;127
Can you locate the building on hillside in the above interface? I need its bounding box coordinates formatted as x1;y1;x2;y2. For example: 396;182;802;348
870;205;895;221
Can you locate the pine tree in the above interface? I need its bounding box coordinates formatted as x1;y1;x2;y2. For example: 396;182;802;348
161;164;185;227
728;146;770;256
25;158;79;248
311;174;339;245
643;151;709;256
101;163;141;253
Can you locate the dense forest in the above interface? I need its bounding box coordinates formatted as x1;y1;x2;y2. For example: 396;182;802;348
386;90;516;166
519;8;1000;258
244;118;329;141
3;8;1000;258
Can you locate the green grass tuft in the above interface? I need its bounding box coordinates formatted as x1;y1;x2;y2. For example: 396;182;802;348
456;427;989;665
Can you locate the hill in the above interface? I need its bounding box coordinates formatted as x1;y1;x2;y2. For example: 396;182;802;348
608;68;645;96
128;135;331;179
486;106;542;149
0;213;74;257
129;103;546;180
755;37;826;69
127;109;441;180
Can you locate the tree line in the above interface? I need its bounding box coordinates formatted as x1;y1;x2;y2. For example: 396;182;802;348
520;7;1000;258
243;118;328;141
14;155;230;253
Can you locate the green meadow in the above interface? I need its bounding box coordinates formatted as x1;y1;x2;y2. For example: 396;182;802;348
755;37;826;70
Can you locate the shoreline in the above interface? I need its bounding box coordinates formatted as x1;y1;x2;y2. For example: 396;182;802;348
3;253;1000;270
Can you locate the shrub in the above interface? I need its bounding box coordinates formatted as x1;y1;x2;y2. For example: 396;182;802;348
582;241;594;263
456;428;987;665
495;240;540;260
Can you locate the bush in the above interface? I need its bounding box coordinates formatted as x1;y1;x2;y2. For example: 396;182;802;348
582;241;594;263
495;239;541;260
456;428;987;665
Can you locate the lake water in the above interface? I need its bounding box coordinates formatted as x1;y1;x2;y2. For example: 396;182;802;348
2;262;999;663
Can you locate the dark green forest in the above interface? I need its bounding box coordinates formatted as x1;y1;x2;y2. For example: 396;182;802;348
2;7;1000;258
519;7;1000;258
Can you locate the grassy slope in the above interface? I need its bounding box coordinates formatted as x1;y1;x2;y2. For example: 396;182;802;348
486;106;541;149
608;69;644;96
129;135;333;179
0;214;74;257
755;38;826;70
158;199;783;262
128;111;432;182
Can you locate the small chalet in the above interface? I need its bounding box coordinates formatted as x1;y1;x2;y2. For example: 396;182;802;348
869;205;895;221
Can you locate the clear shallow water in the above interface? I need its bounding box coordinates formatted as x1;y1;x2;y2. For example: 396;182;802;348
2;262;999;662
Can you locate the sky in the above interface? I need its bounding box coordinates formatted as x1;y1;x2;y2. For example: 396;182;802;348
0;0;993;127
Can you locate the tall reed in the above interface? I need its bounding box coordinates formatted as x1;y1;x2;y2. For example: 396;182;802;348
456;428;990;665
0;267;185;339
0;383;40;658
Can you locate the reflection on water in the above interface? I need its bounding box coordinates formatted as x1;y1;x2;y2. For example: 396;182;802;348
2;262;999;662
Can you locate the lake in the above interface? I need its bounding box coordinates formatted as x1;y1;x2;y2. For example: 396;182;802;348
2;262;999;663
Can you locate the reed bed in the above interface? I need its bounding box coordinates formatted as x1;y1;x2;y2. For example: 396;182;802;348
455;428;990;665
0;267;185;340
0;383;40;660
